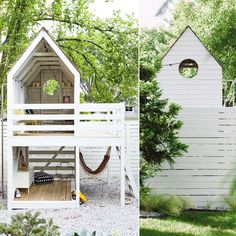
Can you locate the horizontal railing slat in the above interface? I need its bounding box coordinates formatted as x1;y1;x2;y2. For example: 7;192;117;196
12;114;75;120
13;125;74;131
12;104;75;109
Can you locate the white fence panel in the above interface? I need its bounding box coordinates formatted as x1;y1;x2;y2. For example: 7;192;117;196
149;108;236;209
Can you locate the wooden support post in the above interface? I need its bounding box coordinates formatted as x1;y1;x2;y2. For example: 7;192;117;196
1;83;6;199
120;145;125;207
75;146;80;207
107;161;110;186
7;145;13;209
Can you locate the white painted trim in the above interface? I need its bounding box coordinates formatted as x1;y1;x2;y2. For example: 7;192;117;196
13;125;74;131
74;75;80;137
7;145;13;209
12;114;75;120
8;29;80;82
9;136;123;147
75;146;80;207
107;161;110;186
120;104;125;206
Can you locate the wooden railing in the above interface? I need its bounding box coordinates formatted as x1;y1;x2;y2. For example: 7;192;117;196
10;103;124;137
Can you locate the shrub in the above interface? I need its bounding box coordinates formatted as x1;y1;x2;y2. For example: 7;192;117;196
225;178;236;211
140;157;159;199
140;194;194;216
0;211;60;236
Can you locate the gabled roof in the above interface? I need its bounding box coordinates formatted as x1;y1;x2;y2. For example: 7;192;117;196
7;27;80;79
161;26;222;68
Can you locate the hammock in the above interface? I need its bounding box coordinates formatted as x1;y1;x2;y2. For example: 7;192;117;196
79;146;111;175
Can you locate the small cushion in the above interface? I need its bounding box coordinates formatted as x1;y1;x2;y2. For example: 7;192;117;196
34;171;54;184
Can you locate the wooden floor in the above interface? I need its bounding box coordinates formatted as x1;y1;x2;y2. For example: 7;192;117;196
15;181;71;201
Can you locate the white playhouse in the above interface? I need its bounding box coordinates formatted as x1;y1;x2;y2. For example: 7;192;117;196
158;26;222;107
150;27;236;209
6;28;137;209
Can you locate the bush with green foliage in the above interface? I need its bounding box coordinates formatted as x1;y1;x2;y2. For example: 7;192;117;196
140;194;194;216
225;178;236;211
140;157;159;198
0;211;60;236
140;28;188;165
140;77;188;165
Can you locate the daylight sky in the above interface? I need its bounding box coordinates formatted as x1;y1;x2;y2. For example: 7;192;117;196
139;0;178;28
92;0;138;18
92;0;177;28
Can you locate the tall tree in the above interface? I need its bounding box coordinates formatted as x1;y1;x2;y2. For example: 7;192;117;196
140;29;188;196
0;0;138;105
140;28;188;165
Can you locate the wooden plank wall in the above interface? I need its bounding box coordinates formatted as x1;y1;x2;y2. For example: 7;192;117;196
27;69;74;105
157;28;222;108
148;107;236;209
0;119;139;184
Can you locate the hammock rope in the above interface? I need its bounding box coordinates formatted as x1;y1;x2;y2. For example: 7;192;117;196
79;146;111;175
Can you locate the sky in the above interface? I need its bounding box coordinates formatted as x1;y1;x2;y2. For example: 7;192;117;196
92;0;138;18
92;0;177;28
139;0;178;28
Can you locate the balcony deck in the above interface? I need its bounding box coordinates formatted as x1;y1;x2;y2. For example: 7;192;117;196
8;103;125;147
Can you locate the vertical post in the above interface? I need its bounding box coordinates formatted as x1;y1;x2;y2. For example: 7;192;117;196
120;103;125;206
74;74;80;137
120;144;125;207
107;161;110;186
1;84;6;199
7;145;13;209
75;146;80;207
7;75;14;209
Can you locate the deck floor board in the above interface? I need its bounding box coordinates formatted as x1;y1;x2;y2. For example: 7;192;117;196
15;181;71;201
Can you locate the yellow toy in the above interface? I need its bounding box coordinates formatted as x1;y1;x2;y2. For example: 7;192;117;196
71;190;87;204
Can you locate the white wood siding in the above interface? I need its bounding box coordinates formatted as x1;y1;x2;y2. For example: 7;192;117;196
158;28;222;108
148;108;236;209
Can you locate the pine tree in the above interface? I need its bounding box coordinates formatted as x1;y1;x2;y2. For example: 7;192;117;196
140;29;188;166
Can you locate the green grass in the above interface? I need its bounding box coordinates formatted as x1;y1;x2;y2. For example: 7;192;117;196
140;211;236;236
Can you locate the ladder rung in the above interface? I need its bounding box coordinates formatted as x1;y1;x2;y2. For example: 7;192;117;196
29;158;75;163
29;150;75;155
34;166;74;171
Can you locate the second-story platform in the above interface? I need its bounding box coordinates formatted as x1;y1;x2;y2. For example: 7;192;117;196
7;28;125;147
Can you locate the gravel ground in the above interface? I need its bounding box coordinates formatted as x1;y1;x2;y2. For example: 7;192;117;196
0;177;139;236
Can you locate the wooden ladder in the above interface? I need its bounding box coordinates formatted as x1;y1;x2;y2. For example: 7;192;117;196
116;146;138;198
29;147;75;178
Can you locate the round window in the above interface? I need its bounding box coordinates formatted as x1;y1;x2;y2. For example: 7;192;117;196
179;59;198;79
43;79;60;96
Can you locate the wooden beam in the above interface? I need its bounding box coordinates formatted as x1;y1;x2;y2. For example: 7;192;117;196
33;52;57;57
20;60;60;82
75;146;80;207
